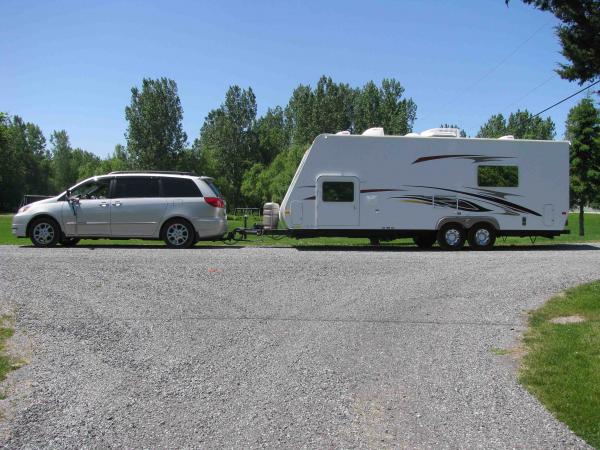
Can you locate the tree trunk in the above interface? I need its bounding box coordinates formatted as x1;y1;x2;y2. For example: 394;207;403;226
579;203;585;236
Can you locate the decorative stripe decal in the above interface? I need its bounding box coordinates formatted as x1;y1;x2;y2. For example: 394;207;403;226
392;195;492;213
404;185;541;216
412;154;515;164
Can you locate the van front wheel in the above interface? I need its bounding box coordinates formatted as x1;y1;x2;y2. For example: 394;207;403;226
29;217;61;248
163;219;195;249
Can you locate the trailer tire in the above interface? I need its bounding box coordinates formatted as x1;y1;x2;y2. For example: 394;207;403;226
467;223;496;250
413;234;436;249
437;223;466;251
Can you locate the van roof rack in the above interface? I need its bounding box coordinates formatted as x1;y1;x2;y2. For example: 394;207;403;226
108;171;198;176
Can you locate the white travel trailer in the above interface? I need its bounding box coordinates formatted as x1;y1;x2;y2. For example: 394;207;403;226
275;128;569;250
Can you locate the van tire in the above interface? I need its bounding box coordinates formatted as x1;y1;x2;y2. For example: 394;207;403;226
413;233;436;249
162;218;195;249
468;223;496;250
29;217;61;248
437;223;466;251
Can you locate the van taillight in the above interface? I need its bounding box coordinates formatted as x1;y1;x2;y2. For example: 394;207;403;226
205;197;225;208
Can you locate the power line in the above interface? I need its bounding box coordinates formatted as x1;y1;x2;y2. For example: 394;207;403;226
532;79;600;118
504;74;555;111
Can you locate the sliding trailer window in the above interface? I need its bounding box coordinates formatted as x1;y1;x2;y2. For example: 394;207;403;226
477;165;519;187
322;181;354;202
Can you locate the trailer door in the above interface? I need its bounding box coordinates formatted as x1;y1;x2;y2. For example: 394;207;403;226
316;176;359;227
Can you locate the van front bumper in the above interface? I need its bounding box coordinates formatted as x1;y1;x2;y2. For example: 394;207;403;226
11;216;27;237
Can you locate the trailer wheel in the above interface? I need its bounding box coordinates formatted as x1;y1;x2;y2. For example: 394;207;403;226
467;223;496;250
437;223;466;251
413;233;436;249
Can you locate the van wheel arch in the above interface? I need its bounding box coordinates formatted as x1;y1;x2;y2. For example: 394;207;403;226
160;217;197;248
26;214;62;238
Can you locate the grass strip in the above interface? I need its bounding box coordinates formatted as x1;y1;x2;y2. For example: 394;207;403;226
519;280;600;448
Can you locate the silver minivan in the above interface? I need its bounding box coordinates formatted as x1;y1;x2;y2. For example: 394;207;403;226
12;171;227;248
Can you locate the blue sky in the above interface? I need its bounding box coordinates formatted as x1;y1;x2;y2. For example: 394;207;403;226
0;0;589;157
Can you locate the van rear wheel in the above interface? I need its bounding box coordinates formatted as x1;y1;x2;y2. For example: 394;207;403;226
163;219;195;249
437;223;466;251
468;223;496;250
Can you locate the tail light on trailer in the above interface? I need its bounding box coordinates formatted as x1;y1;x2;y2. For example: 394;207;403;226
204;197;225;208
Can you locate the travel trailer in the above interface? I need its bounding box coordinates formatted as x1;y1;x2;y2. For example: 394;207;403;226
266;127;569;250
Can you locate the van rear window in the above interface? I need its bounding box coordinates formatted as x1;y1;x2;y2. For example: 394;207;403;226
161;178;201;197
477;166;518;187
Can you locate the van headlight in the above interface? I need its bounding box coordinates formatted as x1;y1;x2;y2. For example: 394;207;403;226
17;205;31;214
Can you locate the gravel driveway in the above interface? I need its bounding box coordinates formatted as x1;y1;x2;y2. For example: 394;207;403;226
1;244;599;448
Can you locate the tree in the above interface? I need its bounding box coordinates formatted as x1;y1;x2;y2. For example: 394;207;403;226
477;110;555;139
9;116;52;195
255;106;290;165
0;113;22;211
198;85;259;207
508;1;600;85
125;77;187;170
50;130;77;190
565;97;600;236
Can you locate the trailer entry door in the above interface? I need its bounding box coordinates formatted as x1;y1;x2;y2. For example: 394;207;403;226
316;176;359;227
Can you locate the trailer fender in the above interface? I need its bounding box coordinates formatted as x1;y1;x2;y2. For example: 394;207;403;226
436;216;500;231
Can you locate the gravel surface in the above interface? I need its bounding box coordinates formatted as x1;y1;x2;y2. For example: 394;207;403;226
1;243;599;448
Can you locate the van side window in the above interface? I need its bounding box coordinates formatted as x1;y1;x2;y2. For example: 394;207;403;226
322;182;354;202
70;178;110;199
161;178;201;197
477;166;519;187
114;177;159;198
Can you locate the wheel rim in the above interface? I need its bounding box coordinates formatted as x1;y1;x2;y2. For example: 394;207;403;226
33;222;55;244
474;228;491;246
166;223;189;246
445;228;461;247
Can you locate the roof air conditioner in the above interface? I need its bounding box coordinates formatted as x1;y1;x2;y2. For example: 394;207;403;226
362;127;384;136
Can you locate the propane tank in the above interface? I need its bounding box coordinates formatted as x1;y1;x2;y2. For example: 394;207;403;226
262;202;280;230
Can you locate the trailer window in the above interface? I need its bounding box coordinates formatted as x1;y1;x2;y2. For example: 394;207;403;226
322;182;354;202
477;166;519;187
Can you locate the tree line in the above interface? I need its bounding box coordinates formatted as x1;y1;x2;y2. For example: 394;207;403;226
1;76;599;228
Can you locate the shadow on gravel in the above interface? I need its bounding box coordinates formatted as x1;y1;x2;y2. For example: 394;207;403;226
16;243;598;252
293;244;600;252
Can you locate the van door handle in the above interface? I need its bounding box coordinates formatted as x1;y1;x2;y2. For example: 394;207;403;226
99;202;108;208
113;201;122;207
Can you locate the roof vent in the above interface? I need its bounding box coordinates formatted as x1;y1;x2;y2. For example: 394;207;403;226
420;128;461;138
362;127;385;136
335;130;351;135
498;135;515;140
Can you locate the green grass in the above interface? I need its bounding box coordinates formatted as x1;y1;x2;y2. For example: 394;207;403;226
1;212;599;247
519;281;600;448
0;316;16;384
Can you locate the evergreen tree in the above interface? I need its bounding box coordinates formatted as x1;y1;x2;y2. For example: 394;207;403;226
565;97;600;236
